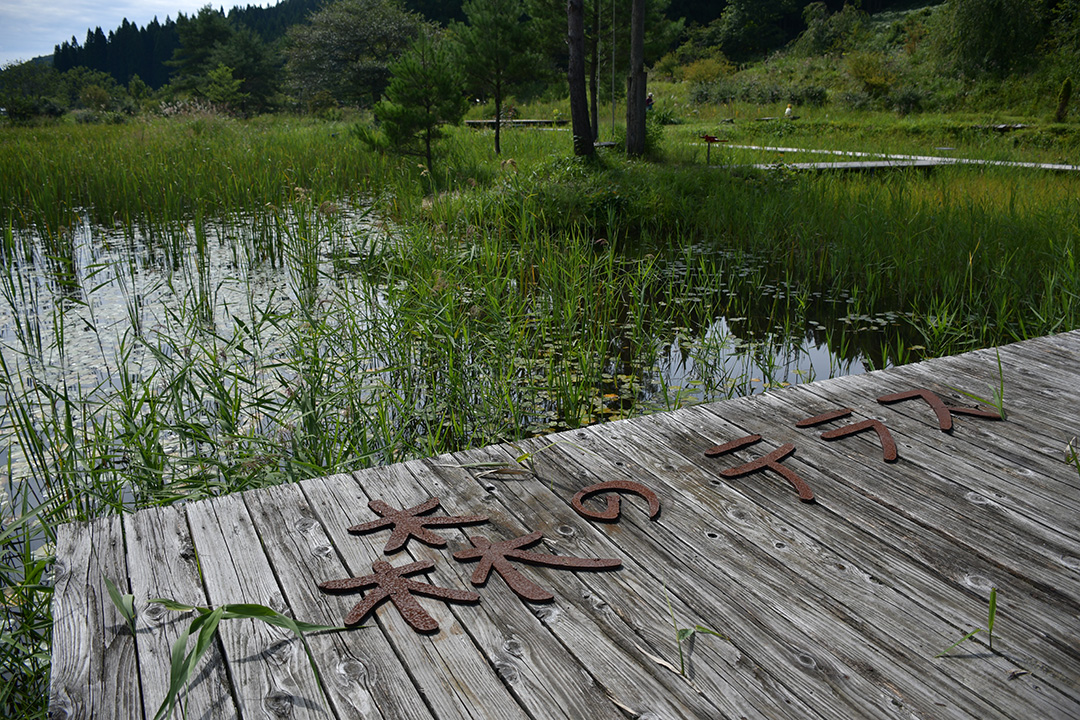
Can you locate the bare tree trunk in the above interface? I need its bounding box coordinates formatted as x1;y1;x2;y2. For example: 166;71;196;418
625;0;646;156
567;0;594;156
588;0;599;141
494;78;502;155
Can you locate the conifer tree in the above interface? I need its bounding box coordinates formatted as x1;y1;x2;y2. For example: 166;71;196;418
454;0;536;154
567;0;593;156
285;0;422;107
374;29;467;173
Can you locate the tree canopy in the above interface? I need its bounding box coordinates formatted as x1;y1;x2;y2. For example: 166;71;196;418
285;0;424;108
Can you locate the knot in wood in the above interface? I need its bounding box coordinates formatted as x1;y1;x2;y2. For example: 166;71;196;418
502;635;524;658
263;689;294;717
337;657;370;684
141;602;168;623
265;638;294;666
495;657;520;684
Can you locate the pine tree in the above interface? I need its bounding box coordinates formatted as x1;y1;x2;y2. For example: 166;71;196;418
285;0;423;107
454;0;537;154
567;0;593;156
374;29;467;173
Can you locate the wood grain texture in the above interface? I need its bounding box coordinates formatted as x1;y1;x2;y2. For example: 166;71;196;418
185;493;332;719
125;505;236;720
50;331;1080;720
49;516;141;719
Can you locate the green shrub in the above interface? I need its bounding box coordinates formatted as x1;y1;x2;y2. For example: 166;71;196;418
846;51;896;97
890;87;924;116
683;57;734;84
791;85;828;107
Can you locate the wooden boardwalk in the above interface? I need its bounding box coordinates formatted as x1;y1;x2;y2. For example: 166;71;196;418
49;332;1080;720
703;143;1080;173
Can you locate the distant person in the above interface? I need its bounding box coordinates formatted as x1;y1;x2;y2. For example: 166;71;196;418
646;93;654;111
785;103;794;118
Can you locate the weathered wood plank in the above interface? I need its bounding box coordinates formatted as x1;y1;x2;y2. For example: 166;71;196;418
506;435;1026;720
185;494;332;719
125;505;236;720
49;331;1080;720
49;516;142;720
364;461;633;720
413;455;789;720
595;400;1080;704
436;444;937;720
301;470;530;720
794;374;1080;528
551;406;1080;716
767;375;1080;596
243;481;439;720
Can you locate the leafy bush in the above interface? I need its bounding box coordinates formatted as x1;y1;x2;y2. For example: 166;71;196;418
651;105;680;125
846;51;896;97
793;2;867;57
1056;77;1073;122
838;90;873;110
683;57;734;84
931;0;1045;78
790;85;828;107
890;87;924;116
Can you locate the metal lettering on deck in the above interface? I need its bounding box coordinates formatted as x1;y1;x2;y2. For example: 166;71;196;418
571;480;661;522
319;559;480;631
798;408;897;463
454;531;622;601
706;387;1005;502
706;435;816;502
348;497;488;553
877;388;1002;430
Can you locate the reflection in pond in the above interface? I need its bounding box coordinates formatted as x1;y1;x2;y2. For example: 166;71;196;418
0;203;917;509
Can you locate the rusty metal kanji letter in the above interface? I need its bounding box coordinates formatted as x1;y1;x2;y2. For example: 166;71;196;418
454;532;621;601
319;559;480;631
348;497;488;553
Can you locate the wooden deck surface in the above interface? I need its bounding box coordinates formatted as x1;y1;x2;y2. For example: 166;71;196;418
49;331;1080;720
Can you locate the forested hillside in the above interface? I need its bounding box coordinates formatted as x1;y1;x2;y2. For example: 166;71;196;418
51;0;325;89
1;0;1077;122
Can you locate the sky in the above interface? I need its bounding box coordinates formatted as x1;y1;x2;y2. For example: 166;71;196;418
0;0;273;67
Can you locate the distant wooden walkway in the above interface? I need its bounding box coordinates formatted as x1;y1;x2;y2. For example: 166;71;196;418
706;143;1080;172
465;119;569;128
49;332;1080;719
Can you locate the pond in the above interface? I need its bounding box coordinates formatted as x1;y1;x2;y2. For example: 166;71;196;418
0;202;913;511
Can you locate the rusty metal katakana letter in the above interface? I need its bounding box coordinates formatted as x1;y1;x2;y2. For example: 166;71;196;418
796;408;853;428
571;480;661;522
704;434;762;457
877;388;1002;431
704;435;816;502
319;559;480;631
348;497;488;553
453;531;621;601
797;408;898;462
710;439;816;503
821;419;898;462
